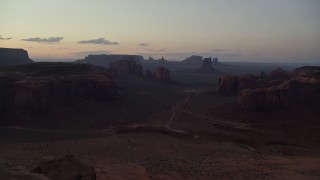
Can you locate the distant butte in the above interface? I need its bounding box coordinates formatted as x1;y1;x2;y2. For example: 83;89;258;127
0;48;33;65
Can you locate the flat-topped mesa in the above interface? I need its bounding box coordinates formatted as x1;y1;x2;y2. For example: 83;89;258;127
0;63;118;118
109;58;143;77
75;54;144;67
0;48;33;65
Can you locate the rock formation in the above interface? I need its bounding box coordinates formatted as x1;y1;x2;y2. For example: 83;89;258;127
182;55;203;64
194;57;220;74
156;66;171;82
212;57;222;66
0;48;33;65
220;66;320;111
218;75;239;95
146;66;172;82
0;63;117;125
109;58;143;77
75;54;144;67
144;56;167;64
269;67;288;80
32;155;96;180
146;69;156;79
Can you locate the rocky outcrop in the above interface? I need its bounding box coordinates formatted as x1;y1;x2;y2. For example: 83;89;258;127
182;55;203;64
109;59;143;77
146;66;172;82
75;54;144;67
32;155;96;180
146;69;156;79
156;66;171;82
218;75;239;95
238;87;289;111
144;56;167;64
194;57;220;74
269;67;288;80
0;48;33;65
0;63;117;122
236;66;320;111
219;73;262;95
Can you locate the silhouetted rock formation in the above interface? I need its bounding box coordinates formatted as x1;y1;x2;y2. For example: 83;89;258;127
182;55;203;64
157;56;166;63
109;59;143;77
218;75;239;95
212;57;221;66
0;48;33;65
156;66;171;82
194;57;220;74
220;66;320;111
144;56;167;64
0;63;117;124
75;54;144;67
268;67;289;80
146;66;171;82
32;155;96;180
146;69;156;79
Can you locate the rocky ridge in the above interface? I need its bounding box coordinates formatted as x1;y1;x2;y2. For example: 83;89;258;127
219;66;320;111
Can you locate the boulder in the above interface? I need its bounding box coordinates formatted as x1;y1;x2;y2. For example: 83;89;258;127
0;48;33;65
32;155;96;180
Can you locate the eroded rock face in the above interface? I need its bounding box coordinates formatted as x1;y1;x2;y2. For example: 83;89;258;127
32;155;96;180
238;88;289;111
237;66;320;111
155;66;171;82
109;59;143;77
218;75;238;95
146;69;156;80
146;66;172;82
0;48;33;65
0;63;117;117
269;67;288;80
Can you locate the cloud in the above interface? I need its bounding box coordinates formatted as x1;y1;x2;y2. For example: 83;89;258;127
0;35;12;40
71;50;112;58
22;37;63;43
210;49;233;52
138;43;149;46
78;38;118;45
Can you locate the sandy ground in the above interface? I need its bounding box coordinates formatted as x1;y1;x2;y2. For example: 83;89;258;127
1;131;319;180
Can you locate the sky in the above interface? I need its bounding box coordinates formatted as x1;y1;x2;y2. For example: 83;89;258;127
0;0;319;62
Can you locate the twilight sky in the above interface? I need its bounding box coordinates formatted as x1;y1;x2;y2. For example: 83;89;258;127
0;0;319;62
